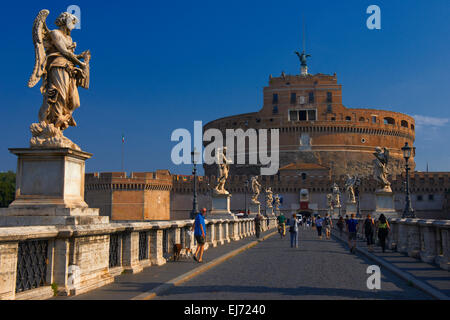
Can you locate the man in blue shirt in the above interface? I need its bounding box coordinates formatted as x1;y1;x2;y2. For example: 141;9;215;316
192;208;207;263
346;213;359;253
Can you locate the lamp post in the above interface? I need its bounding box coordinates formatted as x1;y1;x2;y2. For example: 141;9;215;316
355;177;361;218
402;142;416;218
190;148;200;219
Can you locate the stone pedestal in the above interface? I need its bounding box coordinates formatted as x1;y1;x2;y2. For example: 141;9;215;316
345;202;357;215
332;206;342;218
248;203;260;217
0;148;108;226
265;206;274;216
210;193;236;220
373;190;398;219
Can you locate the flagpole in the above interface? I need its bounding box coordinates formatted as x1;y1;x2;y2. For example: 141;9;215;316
121;134;124;172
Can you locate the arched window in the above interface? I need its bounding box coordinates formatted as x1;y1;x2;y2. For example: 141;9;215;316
359;117;365;122
301;173;307;180
401;120;408;128
411;124;415;130
383;117;395;125
345;116;351;121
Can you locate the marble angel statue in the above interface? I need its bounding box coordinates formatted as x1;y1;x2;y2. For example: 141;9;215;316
332;183;341;208
28;9;91;150
265;187;273;209
373;147;392;192
344;174;357;204
251;176;261;204
214;147;232;195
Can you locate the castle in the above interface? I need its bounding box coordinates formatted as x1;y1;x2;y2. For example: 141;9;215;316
203;69;415;178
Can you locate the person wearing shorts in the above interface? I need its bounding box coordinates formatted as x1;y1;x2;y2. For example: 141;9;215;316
192;208;207;262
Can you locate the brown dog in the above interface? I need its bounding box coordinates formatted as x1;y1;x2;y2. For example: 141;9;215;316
173;244;192;261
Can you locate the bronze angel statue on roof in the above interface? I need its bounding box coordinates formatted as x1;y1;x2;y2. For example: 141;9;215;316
28;9;91;150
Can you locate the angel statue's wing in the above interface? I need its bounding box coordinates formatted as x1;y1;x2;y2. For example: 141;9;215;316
383;147;390;165
28;9;50;88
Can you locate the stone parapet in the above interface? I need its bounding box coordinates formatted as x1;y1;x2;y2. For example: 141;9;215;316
0;217;276;300
331;217;450;271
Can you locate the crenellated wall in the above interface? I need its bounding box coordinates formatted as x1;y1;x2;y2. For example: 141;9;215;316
85;171;172;221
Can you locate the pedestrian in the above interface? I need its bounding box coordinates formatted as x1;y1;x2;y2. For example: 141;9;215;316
377;214;390;253
346;213;359;253
192;207;207;263
289;213;299;248
363;214;375;252
254;213;262;239
323;213;333;239
315;215;324;239
337;216;345;237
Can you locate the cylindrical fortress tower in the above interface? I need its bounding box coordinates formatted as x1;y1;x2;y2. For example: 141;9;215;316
203;72;415;178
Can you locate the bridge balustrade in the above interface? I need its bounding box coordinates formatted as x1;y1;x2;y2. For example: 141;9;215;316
0;217;276;300
331;217;450;271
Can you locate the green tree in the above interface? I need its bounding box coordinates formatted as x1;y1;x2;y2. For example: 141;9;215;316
0;171;15;207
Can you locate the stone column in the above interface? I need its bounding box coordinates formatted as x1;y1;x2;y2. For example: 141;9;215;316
224;222;230;243
0;242;18;300
231;220;240;241
53;238;70;296
440;227;450;271
122;231;143;274
397;221;408;253
387;220;398;250
406;220;421;259
150;229;166;266
217;222;224;245
420;223;437;264
207;222;216;247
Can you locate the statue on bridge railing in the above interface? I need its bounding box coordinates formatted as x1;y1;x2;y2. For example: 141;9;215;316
251;176;261;204
28;9;91;151
213;147;232;195
332;183;341;208
373;147;392;192
344;174;357;204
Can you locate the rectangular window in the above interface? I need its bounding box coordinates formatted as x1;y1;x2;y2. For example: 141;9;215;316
327;104;332;113
309;92;314;103
307;110;316;121
289;110;298;121
272;106;278;114
299;110;307;121
290;93;296;104
272;93;278;104
372;116;377;123
326;92;332;103
428;194;434;201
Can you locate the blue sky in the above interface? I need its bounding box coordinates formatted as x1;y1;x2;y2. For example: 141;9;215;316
0;0;449;175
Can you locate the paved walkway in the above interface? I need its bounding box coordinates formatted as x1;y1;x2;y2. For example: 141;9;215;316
57;229;276;300
56;226;450;300
332;228;450;297
153;228;430;300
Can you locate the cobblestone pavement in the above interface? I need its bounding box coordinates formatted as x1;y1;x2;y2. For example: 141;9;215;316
59;229;276;300
333;229;450;296
154;228;431;300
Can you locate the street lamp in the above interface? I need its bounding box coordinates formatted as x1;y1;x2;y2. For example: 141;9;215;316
401;142;416;218
190;148;200;219
355;176;361;218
